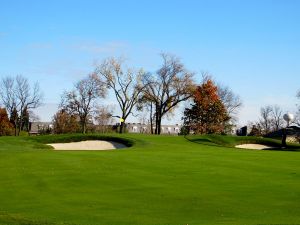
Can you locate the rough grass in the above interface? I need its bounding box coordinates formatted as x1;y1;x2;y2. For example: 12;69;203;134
0;134;300;225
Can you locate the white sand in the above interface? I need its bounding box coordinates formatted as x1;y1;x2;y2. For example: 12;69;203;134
235;144;275;150
48;140;127;151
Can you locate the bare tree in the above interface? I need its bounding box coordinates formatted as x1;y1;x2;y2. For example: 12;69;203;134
141;53;195;134
0;75;43;135
61;74;106;134
295;90;300;126
259;105;284;133
95;57;145;133
294;112;300;127
217;84;242;121
15;75;43;135
0;77;17;135
270;105;283;131
137;95;156;134
0;77;15;116
94;105;114;133
217;84;242;134
29;110;41;123
259;105;274;135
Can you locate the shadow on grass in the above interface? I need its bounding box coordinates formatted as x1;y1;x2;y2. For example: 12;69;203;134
184;134;300;151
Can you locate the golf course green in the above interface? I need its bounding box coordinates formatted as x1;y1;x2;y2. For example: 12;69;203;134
0;134;300;225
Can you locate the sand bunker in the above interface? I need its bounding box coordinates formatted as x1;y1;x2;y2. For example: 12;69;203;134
48;140;127;151
235;144;276;150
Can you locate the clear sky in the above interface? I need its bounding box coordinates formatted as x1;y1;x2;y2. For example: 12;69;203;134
0;0;299;125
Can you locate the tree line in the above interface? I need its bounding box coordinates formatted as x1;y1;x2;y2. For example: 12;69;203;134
248;104;300;137
1;53;246;136
53;53;243;135
0;75;43;136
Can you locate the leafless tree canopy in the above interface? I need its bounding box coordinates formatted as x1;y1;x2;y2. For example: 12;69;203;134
94;106;113;125
28;110;41;123
295;90;300;126
141;53;195;134
0;77;15;115
94;105;114;133
294;112;300;127
0;75;43;135
217;85;242;119
271;105;284;130
258;105;284;135
95;57;146;133
136;99;156;134
61;73;106;134
259;105;273;134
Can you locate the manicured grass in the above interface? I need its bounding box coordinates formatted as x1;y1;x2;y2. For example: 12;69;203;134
0;134;300;225
185;134;300;149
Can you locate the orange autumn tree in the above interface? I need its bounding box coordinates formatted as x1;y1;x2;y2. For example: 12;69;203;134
183;79;230;134
52;109;80;134
0;108;13;136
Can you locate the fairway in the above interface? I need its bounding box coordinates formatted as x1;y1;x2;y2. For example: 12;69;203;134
0;134;300;225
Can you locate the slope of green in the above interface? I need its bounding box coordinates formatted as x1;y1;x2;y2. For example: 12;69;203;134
0;134;299;225
185;134;300;150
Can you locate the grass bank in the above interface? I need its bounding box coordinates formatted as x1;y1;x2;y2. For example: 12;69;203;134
185;134;300;150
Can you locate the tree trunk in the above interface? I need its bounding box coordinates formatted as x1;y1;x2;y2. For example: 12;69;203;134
150;118;153;134
81;116;87;134
18;118;22;136
119;121;124;133
155;115;158;134
150;103;153;134
156;105;162;135
82;122;86;134
154;111;162;135
14;124;17;136
12;118;17;136
154;104;159;134
157;117;161;134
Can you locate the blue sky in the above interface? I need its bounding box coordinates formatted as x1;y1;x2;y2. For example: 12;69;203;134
0;0;299;125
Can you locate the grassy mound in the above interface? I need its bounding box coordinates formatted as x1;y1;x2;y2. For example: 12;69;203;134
0;134;300;225
0;134;135;151
185;134;300;150
31;134;135;148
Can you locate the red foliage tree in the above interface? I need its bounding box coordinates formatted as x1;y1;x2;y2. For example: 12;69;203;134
183;79;230;134
0;108;13;136
52;110;80;134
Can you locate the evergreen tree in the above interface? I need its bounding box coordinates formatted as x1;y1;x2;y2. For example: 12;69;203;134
21;106;30;132
9;107;18;136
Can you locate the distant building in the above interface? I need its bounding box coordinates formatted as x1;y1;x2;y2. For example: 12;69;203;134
126;123;181;135
29;122;53;135
29;121;181;135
